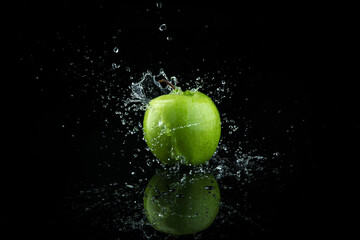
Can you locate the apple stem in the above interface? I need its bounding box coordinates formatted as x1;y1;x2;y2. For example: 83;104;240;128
158;79;176;90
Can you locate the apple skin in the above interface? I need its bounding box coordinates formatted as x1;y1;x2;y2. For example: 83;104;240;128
143;170;221;235
143;89;221;165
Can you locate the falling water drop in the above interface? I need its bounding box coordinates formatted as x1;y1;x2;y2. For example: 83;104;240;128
159;24;167;31
113;47;119;53
125;184;134;189
156;2;162;8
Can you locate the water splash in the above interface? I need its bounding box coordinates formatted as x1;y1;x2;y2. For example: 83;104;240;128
65;68;290;239
124;68;176;109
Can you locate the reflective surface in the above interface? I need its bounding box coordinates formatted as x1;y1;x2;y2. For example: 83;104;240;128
144;169;220;235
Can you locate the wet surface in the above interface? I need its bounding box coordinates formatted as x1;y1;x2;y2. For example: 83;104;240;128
15;1;357;239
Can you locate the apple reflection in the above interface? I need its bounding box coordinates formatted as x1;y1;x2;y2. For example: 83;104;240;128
143;169;221;235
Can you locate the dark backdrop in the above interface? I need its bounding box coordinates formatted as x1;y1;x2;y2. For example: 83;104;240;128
9;1;357;239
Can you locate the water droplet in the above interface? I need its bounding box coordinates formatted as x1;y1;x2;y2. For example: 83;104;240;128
146;159;152;166
170;76;178;85
166;36;172;41
204;186;215;190
159;24;167;31
156;2;162;8
131;172;135;175
112;63;120;69
113;47;119;53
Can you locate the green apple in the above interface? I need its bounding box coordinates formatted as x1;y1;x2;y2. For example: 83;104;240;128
143;170;221;235
143;79;221;165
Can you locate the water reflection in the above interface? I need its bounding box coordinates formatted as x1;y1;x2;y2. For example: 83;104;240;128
143;169;221;235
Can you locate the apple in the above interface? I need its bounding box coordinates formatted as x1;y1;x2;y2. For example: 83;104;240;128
143;79;221;165
143;169;221;235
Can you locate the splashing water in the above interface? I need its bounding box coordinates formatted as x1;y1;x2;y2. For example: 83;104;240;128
65;68;289;239
123;68;176;108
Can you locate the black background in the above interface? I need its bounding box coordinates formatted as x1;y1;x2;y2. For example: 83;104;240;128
9;1;358;239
